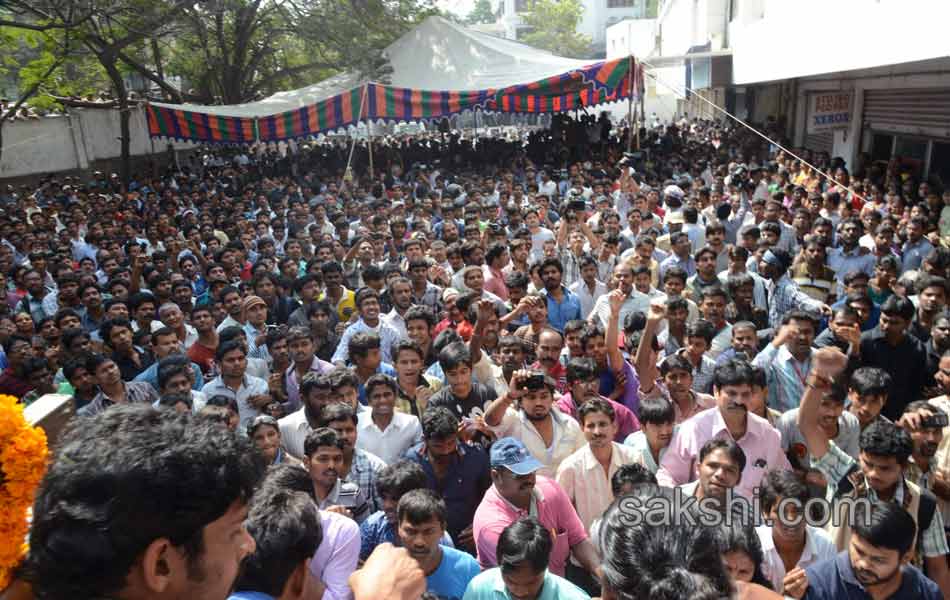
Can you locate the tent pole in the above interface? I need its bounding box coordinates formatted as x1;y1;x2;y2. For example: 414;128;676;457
472;106;479;148
637;65;647;150
368;131;374;181
626;55;635;153
344;84;368;184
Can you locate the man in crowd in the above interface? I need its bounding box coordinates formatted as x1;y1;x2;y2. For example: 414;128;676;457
657;358;790;498
303;427;372;523
404;406;491;554
483;369;585;477
472;437;602;580
25;405;261;600
396;489;481;598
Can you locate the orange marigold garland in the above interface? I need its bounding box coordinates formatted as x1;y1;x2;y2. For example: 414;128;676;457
0;394;48;591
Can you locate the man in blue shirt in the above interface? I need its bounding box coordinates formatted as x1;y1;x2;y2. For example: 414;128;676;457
358;459;454;561
538;257;581;332
398;488;480;600
463;516;590;600
803;501;942;600
229;484;323;600
404;406;491;554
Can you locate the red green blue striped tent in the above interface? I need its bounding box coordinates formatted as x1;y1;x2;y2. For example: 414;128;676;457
146;104;258;144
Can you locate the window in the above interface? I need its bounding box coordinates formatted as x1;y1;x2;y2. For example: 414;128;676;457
515;0;529;11
608;0;637;7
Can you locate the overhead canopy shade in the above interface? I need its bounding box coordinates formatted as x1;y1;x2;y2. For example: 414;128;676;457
146;16;642;143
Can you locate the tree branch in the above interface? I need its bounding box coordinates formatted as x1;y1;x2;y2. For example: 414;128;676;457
247;60;338;98
2;57;66;121
114;49;184;103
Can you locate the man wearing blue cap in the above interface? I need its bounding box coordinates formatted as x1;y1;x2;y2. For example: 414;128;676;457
471;436;601;583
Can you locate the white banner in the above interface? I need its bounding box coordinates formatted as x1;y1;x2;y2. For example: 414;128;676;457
808;92;853;133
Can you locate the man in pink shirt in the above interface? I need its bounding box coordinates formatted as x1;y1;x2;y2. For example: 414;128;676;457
482;242;510;301
471;437;601;580
556;357;640;441
656;358;790;499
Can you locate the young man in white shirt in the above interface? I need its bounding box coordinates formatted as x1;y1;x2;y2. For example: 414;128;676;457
356;374;422;465
755;468;836;597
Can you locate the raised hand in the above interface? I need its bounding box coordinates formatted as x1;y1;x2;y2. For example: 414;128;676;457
608;289;626;315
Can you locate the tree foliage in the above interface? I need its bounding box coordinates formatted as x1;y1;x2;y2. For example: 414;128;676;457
520;0;591;58
167;0;438;105
465;0;495;25
0;0;439;180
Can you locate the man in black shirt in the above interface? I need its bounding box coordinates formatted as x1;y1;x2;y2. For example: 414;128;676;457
859;296;927;421
427;341;496;449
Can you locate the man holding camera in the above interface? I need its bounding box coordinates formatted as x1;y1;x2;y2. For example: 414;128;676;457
482;368;585;478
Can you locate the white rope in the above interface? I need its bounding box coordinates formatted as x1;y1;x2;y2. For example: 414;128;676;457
638;57;863;200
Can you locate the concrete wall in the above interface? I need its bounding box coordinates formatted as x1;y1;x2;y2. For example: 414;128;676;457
0;106;194;181
579;0;646;48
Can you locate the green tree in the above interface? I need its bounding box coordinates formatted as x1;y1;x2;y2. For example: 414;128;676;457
168;0;438;105
465;0;495;24
2;0;192;182
645;0;659;18
520;0;590;58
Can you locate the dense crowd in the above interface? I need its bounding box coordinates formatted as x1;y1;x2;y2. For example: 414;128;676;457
8;111;950;600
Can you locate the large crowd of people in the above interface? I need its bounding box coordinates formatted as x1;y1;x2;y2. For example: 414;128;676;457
6;111;950;600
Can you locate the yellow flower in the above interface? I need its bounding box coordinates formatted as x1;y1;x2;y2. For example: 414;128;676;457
0;394;47;592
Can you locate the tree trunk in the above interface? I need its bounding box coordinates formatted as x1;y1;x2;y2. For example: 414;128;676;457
102;57;132;185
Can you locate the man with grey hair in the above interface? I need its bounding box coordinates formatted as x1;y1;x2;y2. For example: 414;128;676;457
155;301;198;350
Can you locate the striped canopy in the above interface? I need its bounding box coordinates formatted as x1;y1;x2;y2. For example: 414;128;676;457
147;17;644;144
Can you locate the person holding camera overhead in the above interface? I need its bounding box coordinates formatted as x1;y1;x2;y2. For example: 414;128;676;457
481;368;585;478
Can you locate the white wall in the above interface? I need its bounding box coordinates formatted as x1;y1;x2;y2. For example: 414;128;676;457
579;0;646;47
0;106;194;179
656;0;729;56
731;0;950;85
606;19;657;60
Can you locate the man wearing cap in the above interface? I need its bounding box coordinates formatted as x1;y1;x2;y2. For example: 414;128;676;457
241;295;272;363
655;211;685;254
471;436;602;581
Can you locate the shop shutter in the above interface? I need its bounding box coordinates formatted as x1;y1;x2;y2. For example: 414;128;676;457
803;92;835;153
804;130;833;153
863;88;950;137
